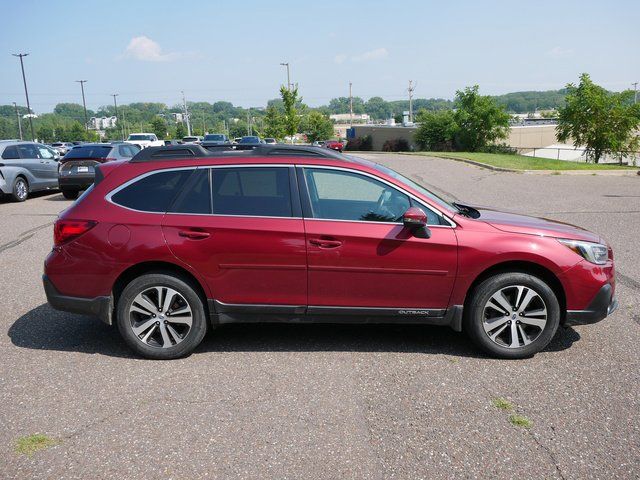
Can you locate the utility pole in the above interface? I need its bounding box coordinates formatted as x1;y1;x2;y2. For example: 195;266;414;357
407;80;416;123
280;62;292;91
121;106;128;138
13;102;23;140
76;80;88;130
202;111;206;135
12;53;35;140
247;110;251;135
633;82;638;104
349;81;354;128
181;91;192;136
111;94;123;140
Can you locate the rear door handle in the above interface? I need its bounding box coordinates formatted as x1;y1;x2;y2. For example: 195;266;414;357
178;230;210;240
309;238;342;248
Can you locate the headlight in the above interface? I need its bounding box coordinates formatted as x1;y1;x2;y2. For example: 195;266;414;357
558;239;609;265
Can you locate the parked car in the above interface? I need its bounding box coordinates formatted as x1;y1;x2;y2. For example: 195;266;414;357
43;144;617;360
58;142;140;199
126;133;164;149
164;140;182;146
202;134;230;146
50;142;74;156
0;141;59;201
238;136;263;145
324;140;344;152
182;136;202;144
264;138;277;144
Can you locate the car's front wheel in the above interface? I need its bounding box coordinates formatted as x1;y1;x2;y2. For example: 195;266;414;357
116;273;208;359
12;177;29;202
464;272;560;359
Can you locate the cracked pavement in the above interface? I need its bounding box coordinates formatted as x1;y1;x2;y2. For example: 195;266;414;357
1;155;639;479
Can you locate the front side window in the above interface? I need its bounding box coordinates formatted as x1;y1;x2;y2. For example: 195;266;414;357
38;146;55;159
111;169;193;212
212;167;292;217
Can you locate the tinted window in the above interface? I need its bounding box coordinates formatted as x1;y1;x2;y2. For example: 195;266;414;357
128;135;155;141
170;169;211;214
65;145;113;160
204;134;225;141
2;146;20;159
304;168;419;223
111;169;193;212
17;144;40;159
212;167;292;217
118;145;137;158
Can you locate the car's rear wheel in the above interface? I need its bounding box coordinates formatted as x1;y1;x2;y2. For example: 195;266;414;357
12;177;28;202
61;189;79;200
116;273;208;359
464;272;560;359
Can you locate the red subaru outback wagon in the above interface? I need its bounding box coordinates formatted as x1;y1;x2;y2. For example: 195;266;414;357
43;145;617;359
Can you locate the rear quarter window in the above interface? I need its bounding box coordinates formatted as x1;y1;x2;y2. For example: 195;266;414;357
111;169;193;212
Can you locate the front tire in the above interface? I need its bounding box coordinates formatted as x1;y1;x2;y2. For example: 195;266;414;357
116;273;208;359
464;272;560;359
12;177;29;202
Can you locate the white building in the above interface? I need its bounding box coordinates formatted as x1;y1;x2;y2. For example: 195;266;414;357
89;116;117;130
330;113;370;124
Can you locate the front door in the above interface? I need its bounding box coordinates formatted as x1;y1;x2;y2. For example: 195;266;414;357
300;167;458;311
162;166;307;308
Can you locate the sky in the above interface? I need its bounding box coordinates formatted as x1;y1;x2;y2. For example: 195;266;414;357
1;0;639;113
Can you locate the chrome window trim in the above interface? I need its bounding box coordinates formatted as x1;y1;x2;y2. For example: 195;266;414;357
300;165;456;228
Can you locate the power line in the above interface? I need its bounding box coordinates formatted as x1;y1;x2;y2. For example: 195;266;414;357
11;53;35;140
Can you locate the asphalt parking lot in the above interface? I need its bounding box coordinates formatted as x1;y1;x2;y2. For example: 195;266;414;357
1;154;638;479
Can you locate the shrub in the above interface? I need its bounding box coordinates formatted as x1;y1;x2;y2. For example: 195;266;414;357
382;138;411;152
344;135;372;151
414;110;457;151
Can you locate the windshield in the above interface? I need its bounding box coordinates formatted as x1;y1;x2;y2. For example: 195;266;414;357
204;134;225;141
128;134;154;141
372;163;457;213
239;137;260;144
64;145;112;160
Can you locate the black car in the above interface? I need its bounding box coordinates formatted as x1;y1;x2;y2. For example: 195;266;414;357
58;143;140;199
238;136;263;145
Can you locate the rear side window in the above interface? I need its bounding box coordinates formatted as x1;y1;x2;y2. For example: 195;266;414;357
111;169;193;212
170;169;211;214
212;167;292;217
118;145;138;158
65;145;113;160
17;144;40;159
2;146;19;159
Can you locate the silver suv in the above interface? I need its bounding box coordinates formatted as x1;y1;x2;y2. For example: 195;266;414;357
0;141;59;201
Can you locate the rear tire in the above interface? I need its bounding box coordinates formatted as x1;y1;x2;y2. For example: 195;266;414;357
62;189;79;200
464;272;560;359
12;177;28;202
116;273;208;359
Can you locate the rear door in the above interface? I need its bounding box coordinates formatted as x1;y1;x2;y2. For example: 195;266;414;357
16;143;46;188
162;165;307;309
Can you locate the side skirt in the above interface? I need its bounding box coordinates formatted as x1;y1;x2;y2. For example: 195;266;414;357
210;300;464;331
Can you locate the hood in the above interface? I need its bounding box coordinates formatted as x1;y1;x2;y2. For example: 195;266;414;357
471;206;603;243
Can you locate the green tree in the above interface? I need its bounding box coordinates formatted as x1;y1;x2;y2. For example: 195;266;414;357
151;116;168;139
365;96;392;120
453;85;510;151
174;122;186;139
36;125;55;143
557;73;640;163
302;111;334;143
414;110;458;151
280;85;301;143
263;105;285;140
69;122;86;141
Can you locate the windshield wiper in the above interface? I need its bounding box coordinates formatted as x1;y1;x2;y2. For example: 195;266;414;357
453;202;480;219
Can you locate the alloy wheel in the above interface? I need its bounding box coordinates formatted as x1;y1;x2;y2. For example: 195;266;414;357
128;286;193;348
482;285;548;348
15;180;27;200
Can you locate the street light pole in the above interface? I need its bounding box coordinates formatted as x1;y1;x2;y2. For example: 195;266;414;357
280;62;291;91
349;81;354;128
13;102;23;140
181;91;192;136
407;80;416;123
12;53;35;141
633;82;638;104
111;94;123;140
76;80;88;130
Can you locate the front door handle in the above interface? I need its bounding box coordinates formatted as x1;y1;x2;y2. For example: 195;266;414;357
178;230;210;240
309;237;342;248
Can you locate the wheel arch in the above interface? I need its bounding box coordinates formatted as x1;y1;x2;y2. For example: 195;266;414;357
463;260;567;322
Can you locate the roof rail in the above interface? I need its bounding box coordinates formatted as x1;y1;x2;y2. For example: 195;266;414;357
130;143;345;162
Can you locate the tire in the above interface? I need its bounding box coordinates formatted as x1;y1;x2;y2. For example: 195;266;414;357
62;189;79;200
116;273;208;359
463;272;560;359
12;177;29;202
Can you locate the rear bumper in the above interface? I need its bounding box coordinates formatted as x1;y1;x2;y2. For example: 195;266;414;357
58;174;94;190
43;274;112;325
565;283;617;326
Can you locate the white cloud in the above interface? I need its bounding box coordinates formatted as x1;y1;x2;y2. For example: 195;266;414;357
123;36;180;62
547;46;574;59
352;47;389;62
334;54;347;64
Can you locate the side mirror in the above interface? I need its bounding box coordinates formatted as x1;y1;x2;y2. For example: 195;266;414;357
402;207;431;238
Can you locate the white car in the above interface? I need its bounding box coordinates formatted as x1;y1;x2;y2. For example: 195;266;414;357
126;133;164;149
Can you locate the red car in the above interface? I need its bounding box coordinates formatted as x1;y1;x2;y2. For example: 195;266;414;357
43;145;617;359
324;140;343;152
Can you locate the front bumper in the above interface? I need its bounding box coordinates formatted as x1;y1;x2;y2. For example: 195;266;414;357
43;275;113;325
565;283;618;326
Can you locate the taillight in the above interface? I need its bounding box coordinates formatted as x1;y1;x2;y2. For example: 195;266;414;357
54;219;97;246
